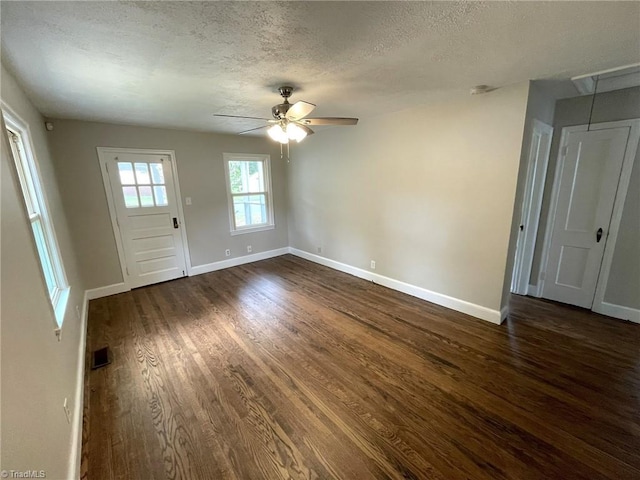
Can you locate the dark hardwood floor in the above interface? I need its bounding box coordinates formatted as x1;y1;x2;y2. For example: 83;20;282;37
81;254;640;479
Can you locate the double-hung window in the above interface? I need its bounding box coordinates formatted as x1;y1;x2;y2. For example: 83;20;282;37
4;109;69;328
224;153;274;234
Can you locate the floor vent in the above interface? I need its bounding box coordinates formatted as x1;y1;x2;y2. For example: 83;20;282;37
91;347;112;370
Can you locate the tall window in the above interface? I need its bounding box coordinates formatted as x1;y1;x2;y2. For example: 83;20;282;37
4;109;69;327
224;153;274;234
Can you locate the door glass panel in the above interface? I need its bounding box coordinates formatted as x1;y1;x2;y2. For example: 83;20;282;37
153;186;168;206
139;186;154;207
117;162;135;185
122;186;139;207
134;163;151;184
150;163;165;184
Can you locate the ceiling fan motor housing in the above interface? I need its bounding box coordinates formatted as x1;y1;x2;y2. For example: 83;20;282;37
272;103;291;119
272;86;294;119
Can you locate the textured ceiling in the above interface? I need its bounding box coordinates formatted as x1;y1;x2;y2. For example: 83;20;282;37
2;1;639;134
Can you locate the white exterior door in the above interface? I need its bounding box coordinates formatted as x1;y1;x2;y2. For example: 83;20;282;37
542;127;629;308
101;150;188;289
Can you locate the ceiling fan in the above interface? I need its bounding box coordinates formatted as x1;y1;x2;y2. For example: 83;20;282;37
214;86;358;144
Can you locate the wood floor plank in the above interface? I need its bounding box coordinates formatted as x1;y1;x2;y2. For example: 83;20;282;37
83;255;640;479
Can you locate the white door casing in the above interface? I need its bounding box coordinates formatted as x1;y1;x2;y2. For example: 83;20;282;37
541;124;633;308
98;148;191;289
511;119;553;295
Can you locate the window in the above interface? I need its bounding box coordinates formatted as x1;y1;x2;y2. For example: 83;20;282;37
116;161;168;208
4;109;69;328
224;153;274;234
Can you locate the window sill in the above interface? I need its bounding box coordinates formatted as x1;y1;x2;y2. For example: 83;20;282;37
230;224;275;236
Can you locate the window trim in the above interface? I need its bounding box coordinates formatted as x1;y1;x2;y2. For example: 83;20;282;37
223;153;275;235
3;104;70;330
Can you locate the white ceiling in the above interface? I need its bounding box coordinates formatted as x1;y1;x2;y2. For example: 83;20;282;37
2;1;639;135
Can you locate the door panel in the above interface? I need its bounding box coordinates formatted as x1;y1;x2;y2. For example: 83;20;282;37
543;127;629;308
106;152;187;289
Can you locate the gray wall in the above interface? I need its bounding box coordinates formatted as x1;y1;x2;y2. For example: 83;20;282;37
288;82;530;313
46;120;289;290
530;87;640;309
1;66;86;478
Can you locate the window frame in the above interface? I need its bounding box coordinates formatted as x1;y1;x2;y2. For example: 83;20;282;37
3;105;70;330
223;153;275;235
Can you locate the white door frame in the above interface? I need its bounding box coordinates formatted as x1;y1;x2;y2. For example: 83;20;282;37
511;119;553;295
537;119;640;315
97;147;192;289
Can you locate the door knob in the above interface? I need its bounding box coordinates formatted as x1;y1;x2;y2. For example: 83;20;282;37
173;217;179;229
596;227;603;243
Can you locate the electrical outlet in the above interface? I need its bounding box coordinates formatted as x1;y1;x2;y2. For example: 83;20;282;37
317;246;322;254
185;197;192;205
370;260;376;270
63;398;71;424
225;249;231;257
75;305;81;320
247;245;252;253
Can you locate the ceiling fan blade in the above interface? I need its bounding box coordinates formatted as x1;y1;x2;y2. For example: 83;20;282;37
285;101;316;120
297;124;315;136
214;114;271;121
238;125;268;135
302;117;358;126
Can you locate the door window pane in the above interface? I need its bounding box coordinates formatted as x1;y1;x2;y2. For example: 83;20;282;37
122;186;139;207
117;162;135;185
150;163;165;184
134;163;151;184
153;186;168;206
138;186;154;207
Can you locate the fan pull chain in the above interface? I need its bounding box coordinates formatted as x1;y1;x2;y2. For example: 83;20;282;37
287;142;290;162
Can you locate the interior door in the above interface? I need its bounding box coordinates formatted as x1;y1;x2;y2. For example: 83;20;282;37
106;152;187;289
542;127;630;308
512;119;553;295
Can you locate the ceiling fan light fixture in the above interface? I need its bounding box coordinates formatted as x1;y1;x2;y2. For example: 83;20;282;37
267;124;288;144
286;122;307;142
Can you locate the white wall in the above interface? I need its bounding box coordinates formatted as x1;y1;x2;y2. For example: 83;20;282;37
1;66;86;478
288;82;530;317
46;119;289;290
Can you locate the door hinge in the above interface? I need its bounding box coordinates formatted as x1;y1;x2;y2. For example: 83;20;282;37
105;162;109;172
115;217;119;228
561;145;568;157
125;266;130;276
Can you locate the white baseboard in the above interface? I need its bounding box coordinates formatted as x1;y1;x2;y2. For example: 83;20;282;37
85;282;129;300
289;248;503;324
500;306;509;323
190;247;289;276
68;290;90;479
593;301;640;324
